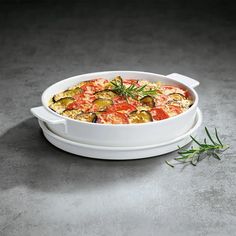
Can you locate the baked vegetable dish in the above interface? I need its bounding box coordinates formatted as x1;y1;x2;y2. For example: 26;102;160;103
49;76;193;124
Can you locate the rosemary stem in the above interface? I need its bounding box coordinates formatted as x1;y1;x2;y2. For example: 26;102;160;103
167;127;229;168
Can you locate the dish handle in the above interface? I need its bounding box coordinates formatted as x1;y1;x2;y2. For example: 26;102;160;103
31;106;67;133
166;73;200;88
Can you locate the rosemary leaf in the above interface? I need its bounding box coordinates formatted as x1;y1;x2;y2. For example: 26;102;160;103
190;135;204;147
165;160;175;168
215;128;223;147
205;127;217;145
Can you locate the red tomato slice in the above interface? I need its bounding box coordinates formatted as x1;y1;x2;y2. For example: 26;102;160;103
67;101;84;110
107;102;136;113
113;96;127;104
162;85;179;90
155;94;168;105
73;92;95;102
162;85;174;90
150;107;169;120
80;83;103;93
98;112;129;124
184;90;191;99
73;93;85;101
123;79;138;85
168;105;182;114
128;99;141;107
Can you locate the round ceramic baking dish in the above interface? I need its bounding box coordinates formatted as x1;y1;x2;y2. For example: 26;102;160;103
31;71;200;147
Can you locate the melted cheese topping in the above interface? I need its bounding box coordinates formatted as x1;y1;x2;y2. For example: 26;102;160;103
49;77;194;124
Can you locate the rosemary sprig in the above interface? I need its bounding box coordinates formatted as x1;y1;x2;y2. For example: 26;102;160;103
166;127;229;168
111;76;157;99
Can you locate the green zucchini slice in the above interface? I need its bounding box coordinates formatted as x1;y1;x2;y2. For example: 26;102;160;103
95;90;118;99
75;112;97;123
53;87;82;102
92;98;113;111
129;110;153;123
168;99;193;109
111;76;123;84
140;95;155;108
169;93;185;101
49;97;75;114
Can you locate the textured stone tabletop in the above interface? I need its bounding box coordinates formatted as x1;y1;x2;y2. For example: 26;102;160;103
0;1;235;236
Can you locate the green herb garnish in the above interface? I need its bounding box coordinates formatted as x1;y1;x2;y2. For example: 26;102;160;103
166;127;229;167
111;76;158;100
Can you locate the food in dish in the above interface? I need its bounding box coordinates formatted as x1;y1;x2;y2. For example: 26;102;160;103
49;76;193;124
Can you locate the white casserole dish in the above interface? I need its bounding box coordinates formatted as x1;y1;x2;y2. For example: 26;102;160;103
31;71;200;147
38;108;202;160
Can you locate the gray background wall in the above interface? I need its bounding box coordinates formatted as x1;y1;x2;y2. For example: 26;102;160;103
0;1;236;235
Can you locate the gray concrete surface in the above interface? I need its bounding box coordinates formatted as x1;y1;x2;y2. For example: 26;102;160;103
0;1;236;235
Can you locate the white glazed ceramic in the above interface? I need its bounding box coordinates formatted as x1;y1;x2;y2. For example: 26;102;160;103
31;71;200;147
38;108;202;160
